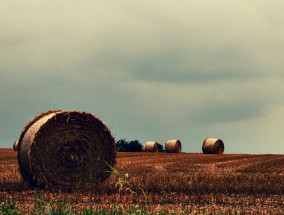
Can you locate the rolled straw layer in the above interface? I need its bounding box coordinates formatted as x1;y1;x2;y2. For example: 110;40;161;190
143;141;159;152
165;140;182;153
202;138;224;154
13;140;19;151
17;110;116;190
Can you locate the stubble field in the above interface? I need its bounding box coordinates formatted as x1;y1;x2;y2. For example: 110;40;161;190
0;149;283;214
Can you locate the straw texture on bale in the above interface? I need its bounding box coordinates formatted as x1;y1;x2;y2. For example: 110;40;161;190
13;140;19;151
143;141;159;152
17;110;116;190
202;138;224;154
165;140;182;153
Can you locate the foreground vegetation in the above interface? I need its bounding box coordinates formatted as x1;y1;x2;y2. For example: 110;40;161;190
0;149;283;214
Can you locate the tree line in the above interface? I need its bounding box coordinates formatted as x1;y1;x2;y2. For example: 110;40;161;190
115;139;164;152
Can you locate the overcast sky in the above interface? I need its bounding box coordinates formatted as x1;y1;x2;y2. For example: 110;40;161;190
1;1;284;154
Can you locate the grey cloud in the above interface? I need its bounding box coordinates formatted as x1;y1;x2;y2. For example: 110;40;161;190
190;97;268;124
185;77;282;124
77;34;260;84
126;48;257;83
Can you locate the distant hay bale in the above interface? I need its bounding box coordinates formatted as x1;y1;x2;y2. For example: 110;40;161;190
17;110;116;190
143;141;159;152
13;140;19;151
202;138;224;154
165;140;182;153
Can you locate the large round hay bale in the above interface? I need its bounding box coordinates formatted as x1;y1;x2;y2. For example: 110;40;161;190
17;110;116;190
165;140;182;153
143;141;159;152
13;140;19;151
202;138;224;154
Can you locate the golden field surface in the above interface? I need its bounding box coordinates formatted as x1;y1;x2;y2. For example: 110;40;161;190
0;149;284;214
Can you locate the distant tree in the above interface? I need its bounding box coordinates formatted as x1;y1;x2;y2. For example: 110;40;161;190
116;139;128;152
128;140;143;152
115;139;143;152
157;143;165;152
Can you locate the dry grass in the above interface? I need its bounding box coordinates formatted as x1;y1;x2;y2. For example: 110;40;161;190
0;149;283;214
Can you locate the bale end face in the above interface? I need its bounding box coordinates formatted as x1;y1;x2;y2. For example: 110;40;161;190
17;110;116;191
202;138;224;154
165;140;182;153
13;140;19;151
143;141;159;152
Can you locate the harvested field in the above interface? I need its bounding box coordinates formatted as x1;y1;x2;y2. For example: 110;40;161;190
0;149;283;214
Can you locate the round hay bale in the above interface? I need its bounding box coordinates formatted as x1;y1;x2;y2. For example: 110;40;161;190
13;140;19;151
165;140;182;153
143;141;159;152
202;138;224;154
17;110;116;190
